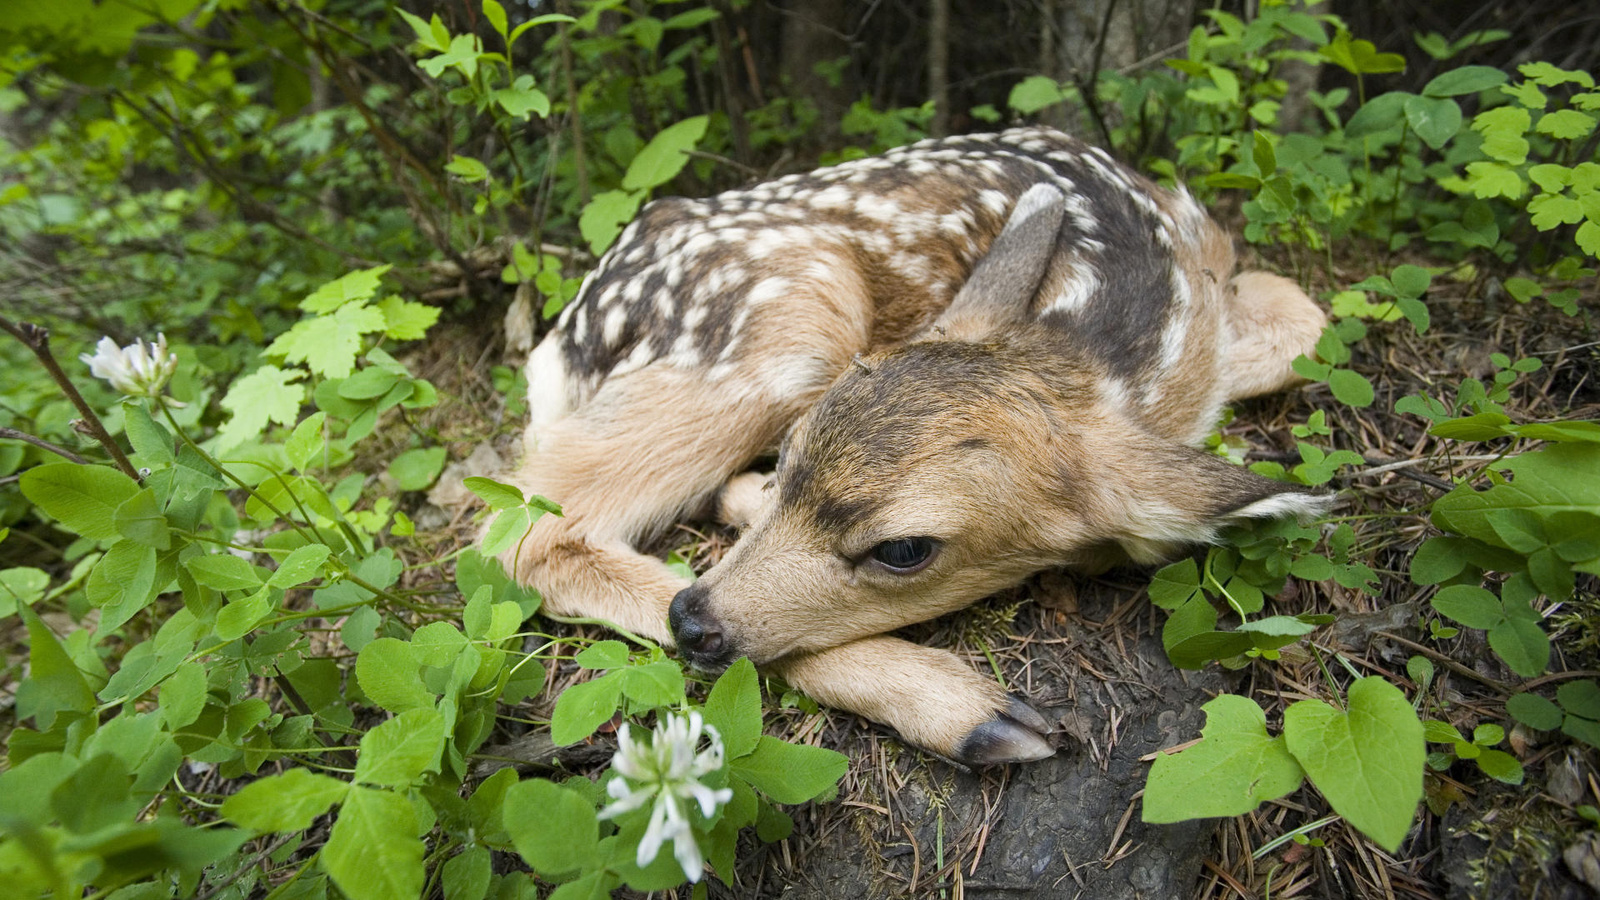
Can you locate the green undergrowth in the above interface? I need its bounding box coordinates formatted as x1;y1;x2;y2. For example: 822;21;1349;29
1;0;1598;897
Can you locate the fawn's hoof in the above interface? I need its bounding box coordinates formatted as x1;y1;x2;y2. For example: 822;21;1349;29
953;694;1055;766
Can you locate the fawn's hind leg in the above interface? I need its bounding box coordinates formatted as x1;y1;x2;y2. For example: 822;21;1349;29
1221;271;1327;401
504;367;791;643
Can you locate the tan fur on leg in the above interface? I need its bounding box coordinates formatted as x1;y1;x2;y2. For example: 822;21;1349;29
1222;271;1327;400
714;471;772;529
769;636;1053;765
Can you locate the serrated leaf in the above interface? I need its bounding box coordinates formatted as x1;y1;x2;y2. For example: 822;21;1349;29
218;366;306;451
20;462;141;540
731;736;848;804
323;786;425;900
503;779;599;873
376;296;441;341
579;189;645;256
1537;109;1597;140
355;708;445;787
1143;694;1305;823
268;304;388;379
622;116;708;191
704;657;762;759
222;768;349;832
1283;677;1423;852
302;266;392;313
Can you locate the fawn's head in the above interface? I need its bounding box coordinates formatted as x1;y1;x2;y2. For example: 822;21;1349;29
669;184;1326;670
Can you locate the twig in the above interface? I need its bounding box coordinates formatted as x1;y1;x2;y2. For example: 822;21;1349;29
0;316;139;480
1373;631;1512;695
0;427;90;465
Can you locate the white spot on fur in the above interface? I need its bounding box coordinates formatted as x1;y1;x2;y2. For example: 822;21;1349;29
1046;263;1100;313
524;336;573;432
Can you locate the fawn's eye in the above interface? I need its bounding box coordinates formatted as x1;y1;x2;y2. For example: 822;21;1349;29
868;538;939;574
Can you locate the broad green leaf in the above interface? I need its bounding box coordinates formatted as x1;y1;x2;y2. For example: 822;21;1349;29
1431;585;1503;629
285;411;327;472
462;476;524;510
222;768;350;832
355;708;445;787
1537;109;1597;140
1559;681;1600;719
218;366;306;451
731;736;848;804
1148;558;1202;610
185;553;263;591
413;621;470;667
1409;537;1475;584
159;660;208;729
442;844;492;900
268;304;388;379
86;539;159;632
622;115;709;191
389;446;447;492
323;786;426;900
377;296;441;341
1422;65;1508;97
1344;91;1408;138
445;155;491;182
482;0;507;38
1008;75;1069;114
270;544;331;588
16;608;96;728
574;639;629;669
1283;677;1423;853
124;402;175;467
495;80;550;120
1403;95;1461;150
579;189;645;256
704;657;762;759
0;566;49;616
1474;748;1524;784
215;586;275;641
1506;692;1563;730
301;265;392;313
1327;368;1375;407
620;661;687;709
1165;630;1255;669
1488;617;1549;676
356;638;437;712
503;779;599;873
1434;443;1600;554
1464;161;1524;200
550;671;623;745
20;462;140;540
1390;265;1432;299
1143;694;1304;823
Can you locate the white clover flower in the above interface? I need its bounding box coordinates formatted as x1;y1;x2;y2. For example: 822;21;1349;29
81;334;180;401
599;710;733;883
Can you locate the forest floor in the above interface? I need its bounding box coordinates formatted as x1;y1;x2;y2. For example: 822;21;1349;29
365;239;1600;899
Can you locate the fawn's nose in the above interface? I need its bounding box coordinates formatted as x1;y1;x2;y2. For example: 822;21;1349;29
669;583;730;670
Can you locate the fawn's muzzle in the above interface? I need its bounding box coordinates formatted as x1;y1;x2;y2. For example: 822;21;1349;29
669;583;732;671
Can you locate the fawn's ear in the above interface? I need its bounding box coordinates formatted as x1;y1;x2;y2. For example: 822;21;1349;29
930;182;1065;337
1093;442;1331;564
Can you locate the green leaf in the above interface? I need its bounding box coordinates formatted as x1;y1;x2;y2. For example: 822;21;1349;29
731;736;848;804
1423;65;1508;97
463;476;524;510
1434;444;1600;556
1404;94;1462;149
159;660;208;729
1143;694;1305;823
124;403;175;467
550;672;623;745
1537;109;1597;140
222;768;349;832
622;115;709;191
268;303;388;379
215;586;275;641
285;412;328;472
356;638;437;712
482;0;507;38
494;78;550;120
1148;558;1203;610
1327;368;1375;407
185;553;263;592
218;365;307;451
579;189;645;256
1390;265;1432;299
1487;617;1549;677
389;446;447;492
16;607;96;728
1475;748;1524;784
503;779;600;873
1008;75;1069;114
1345;91;1408;138
376;296;441;341
445;155;491;182
301;266;392;314
1283;677;1423;853
86;539;159;632
704;657;762;759
575;639;629;669
270;544;331;588
20;462;141;540
0;566;49;617
323;786;425;900
1559;681;1600;719
442;844;492;900
355;708;445;787
1507;692;1563;730
1431;585;1503;629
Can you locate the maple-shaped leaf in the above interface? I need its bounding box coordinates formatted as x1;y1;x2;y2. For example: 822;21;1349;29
377;296;441;341
300;265;393;313
267;303;388;378
218;365;306;451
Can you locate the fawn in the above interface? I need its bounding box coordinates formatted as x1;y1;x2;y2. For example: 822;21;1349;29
500;127;1328;766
